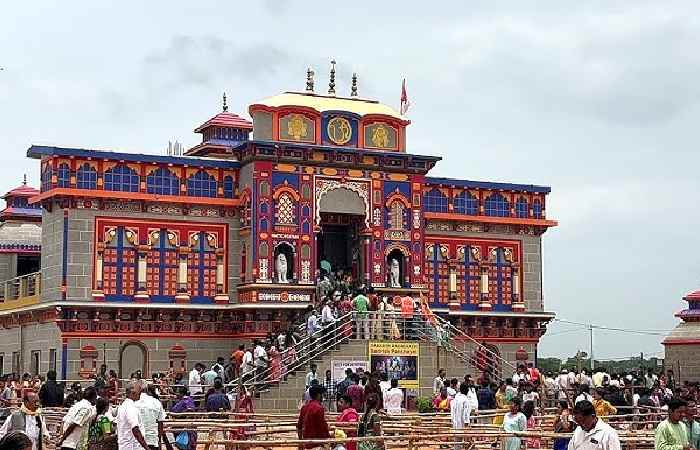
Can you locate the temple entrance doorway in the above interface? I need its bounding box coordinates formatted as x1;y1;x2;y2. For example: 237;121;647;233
317;213;365;281
316;185;370;285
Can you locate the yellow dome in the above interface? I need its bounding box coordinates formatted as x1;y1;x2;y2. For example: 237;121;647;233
250;92;408;123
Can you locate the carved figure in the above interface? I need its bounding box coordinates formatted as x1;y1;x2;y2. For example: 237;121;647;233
276;253;289;284
388;258;401;288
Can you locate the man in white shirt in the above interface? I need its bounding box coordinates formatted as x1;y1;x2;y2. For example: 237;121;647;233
136;384;166;450
253;340;268;386
117;380;149;450
56;386;96;450
384;379;403;415
305;364;318;389
568;400;621;450
544;372;558;407
0;392;51;450
188;363;204;395
556;369;571;400
466;383;479;412
450;383;472;450
242;347;254;384
306;310;319;336
433;369;446;395
575;385;593;405
321;301;336;346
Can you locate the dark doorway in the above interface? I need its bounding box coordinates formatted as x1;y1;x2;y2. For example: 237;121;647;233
317;213;363;280
17;255;40;276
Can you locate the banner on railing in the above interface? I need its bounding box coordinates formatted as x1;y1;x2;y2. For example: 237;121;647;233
368;341;419;388
331;359;369;381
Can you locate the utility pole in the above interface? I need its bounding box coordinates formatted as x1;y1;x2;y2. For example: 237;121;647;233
589;324;595;371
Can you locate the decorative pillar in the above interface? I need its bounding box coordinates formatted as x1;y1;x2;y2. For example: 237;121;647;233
168;344;187;376
134;245;150;302
448;262;459;311
79;345;98;379
511;263;525;311
92;243;105;301
175;247;191;303
478;265;491;311
363;236;371;286
214;248;228;304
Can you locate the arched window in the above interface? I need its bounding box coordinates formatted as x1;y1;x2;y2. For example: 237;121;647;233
302;221;310;234
388;201;405;229
259;181;270;197
515;197;528;218
259;242;269;258
302;205;310;217
187;170;217;197
484;193;510;217
41;164;52;191
532;199;543;219
104;165;140;192
260;218;268;231
424;189;448;213
426;243;449;306
146;168;179;195
76;163;97;190
102;227;137;298
57;163;71;188
488;248;513;311
301;185;311;199
223;176;234;199
145;229;178;298
260;202;268;214
276;193;296;225
301;244;311;259
454;191;478;215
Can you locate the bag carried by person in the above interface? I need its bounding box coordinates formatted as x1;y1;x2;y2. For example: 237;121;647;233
174;431;189;450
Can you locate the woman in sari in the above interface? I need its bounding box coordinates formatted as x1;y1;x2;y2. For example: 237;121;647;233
523;400;540;448
493;381;508;425
503;398;527;450
358;393;383;450
231;385;255;441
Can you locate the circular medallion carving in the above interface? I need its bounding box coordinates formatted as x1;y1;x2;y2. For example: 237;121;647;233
327;117;352;145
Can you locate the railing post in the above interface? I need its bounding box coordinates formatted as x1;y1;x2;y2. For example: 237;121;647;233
5;280;11;301
19;276;27;298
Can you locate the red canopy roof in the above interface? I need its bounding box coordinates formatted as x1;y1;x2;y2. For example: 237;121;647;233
194;111;253;133
3;183;39;199
684;290;700;302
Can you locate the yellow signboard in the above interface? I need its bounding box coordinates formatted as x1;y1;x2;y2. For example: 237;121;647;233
368;341;419;388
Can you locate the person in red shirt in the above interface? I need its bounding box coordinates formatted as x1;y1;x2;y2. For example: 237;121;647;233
400;296;416;339
346;373;365;413
527;363;541;384
231;344;245;379
336;394;359;450
297;385;331;448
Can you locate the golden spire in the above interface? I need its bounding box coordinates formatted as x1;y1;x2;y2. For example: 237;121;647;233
22;174;27;186
306;67;315;92
222;92;228;112
328;60;336;96
351;73;358;97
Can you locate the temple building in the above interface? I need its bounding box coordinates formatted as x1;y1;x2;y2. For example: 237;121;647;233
0;66;557;381
663;288;700;382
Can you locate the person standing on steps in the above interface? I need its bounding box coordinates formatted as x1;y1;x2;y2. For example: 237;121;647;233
352;289;370;340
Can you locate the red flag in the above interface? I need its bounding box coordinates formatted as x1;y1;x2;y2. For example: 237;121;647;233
400;78;410;115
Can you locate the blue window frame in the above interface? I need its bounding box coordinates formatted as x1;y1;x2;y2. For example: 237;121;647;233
187;170;217;197
424;189;448;213
146;229;179;302
515;197;528;218
484;193;510;217
146;167;180;195
57;163;70;188
41;168;52;191
533;199;543;219
104;165;139;192
260;202;268;214
76;163;97;190
223;176;234;199
260;218;268;232
462;246;479;310
454;191;479;215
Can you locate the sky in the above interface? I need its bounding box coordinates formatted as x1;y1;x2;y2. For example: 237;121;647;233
1;1;698;359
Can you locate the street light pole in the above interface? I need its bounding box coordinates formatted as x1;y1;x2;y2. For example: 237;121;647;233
589;324;595;371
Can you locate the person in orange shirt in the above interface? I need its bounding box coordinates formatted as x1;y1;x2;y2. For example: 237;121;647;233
592;388;617;418
231;344;245;380
400;295;415;339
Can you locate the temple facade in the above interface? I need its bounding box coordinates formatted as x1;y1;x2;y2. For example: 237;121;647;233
0;69;557;380
663;288;700;382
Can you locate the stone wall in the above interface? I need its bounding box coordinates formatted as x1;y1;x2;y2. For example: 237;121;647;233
64;336;248;379
0;253;15;283
0;322;62;376
40;207;65;303
665;345;700;384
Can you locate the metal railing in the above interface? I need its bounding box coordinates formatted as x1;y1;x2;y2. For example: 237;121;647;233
0;271;41;303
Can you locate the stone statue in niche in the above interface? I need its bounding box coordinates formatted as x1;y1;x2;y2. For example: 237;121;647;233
388;258;401;288
276;253;289;283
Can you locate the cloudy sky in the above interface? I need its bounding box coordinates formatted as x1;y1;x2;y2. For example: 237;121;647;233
1;1;698;359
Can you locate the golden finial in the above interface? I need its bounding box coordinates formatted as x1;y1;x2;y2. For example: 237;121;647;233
328;60;336;96
306;67;315;92
22;174;27;186
222;92;228;112
351;73;358;97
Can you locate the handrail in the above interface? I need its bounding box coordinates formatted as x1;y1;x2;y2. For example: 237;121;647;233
430;314;516;373
0;271;41;302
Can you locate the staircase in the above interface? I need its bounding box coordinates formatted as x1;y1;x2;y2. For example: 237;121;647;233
231;311;514;411
417;314;515;380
